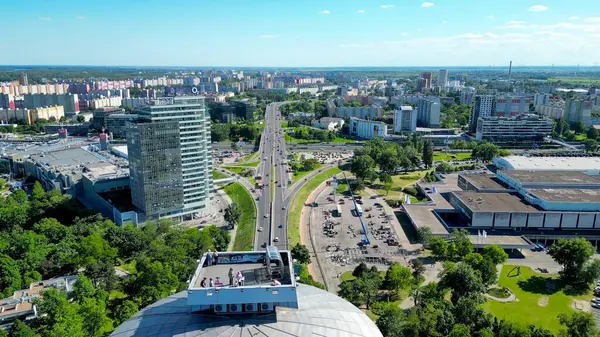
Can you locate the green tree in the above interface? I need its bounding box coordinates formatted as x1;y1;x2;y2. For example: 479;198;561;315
429;237;449;260
410;259;426;281
482;244;509;265
113;300;139;327
439;262;486;303
291;243;311;264
31;181;45;202
558;311;599;337
375;304;406;337
33;218;70;244
423;140;434;169
574;121;587;134
79;233;117;266
379;172;392;185
8;320;38;337
352;262;368;277
584;139;598;153
224;202;242;229
449;324;471;337
35;288;85;337
78;297;113;337
339;269;382;309
471;142;500;162
72;275;96;303
587;127;599;140
548;238;596;285
417;227;433;245
350;155;375;181
132;261;179;306
0;254;22;297
384;262;413;292
23;270;42;286
76;115;85;123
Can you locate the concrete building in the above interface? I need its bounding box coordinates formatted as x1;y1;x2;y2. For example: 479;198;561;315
416;97;441;127
24;93;79;114
422;72;432;89
460;92;475;106
564;98;593;126
468;95;494;132
534;93;553;105
493;156;600;175
44;123;90;136
92;107;125;129
122;97;150;109
0;93;15;109
438;69;448;90
89;96;123;110
19;72;28;86
311;117;344;131
126;120;184;220
110;247;382;337
106;114;137;138
334;106;383;119
349;117;387;139
536;102;565;119
131;96;213;220
0;276;78;330
495;95;529;117
394;106;417;132
475;114;553;141
231;99;255;121
0;106;65;125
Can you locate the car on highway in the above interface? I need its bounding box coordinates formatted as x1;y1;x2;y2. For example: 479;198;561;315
273;237;279;242
279;223;283;228
264;213;269;218
282;206;286;210
258;226;263;232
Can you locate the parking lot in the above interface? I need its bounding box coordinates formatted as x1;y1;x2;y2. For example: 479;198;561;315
310;183;409;290
297;151;353;164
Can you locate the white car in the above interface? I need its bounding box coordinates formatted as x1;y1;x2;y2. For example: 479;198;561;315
593;303;600;309
592;298;600;304
264;213;269;218
273;237;279;242
258;227;263;232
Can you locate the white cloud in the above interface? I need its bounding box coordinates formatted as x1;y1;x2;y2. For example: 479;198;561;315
498;20;535;29
38;17;51;21
442;21;448;24
543;22;600;32
528;5;548;12
569;16;580;20
321;9;330;14
380;5;394;9
259;34;280;39
76;15;86;20
456;33;484;39
401;32;409;36
421;2;435;7
585;17;600;22
357;9;365;14
484;15;495;19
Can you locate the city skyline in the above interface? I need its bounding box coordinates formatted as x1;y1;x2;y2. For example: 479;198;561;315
1;0;600;67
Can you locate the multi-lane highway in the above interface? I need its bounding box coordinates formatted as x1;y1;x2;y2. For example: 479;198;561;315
254;102;288;250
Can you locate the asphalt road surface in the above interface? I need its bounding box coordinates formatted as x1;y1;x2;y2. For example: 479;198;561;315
254;102;288;250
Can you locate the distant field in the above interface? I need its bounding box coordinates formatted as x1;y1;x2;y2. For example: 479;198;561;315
548;77;600;85
433;152;472;162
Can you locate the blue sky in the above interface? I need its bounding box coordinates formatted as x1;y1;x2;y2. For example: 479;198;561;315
1;0;600;67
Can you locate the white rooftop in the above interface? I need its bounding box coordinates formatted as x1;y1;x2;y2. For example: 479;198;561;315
494;156;600;174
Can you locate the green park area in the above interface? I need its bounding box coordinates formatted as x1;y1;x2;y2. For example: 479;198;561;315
228;161;260;168
483;265;588;333
433;152;472;162
369;171;430;200
212;170;228;180
240;151;260;162
280;121;288;128
224;182;256;251
291;163;323;184
288;166;343;247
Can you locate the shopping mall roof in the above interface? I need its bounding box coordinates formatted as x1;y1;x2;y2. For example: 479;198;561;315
109;284;383;337
452;191;538;212
528;188;600;203
500;170;600;186
494;156;600;172
460;174;507;190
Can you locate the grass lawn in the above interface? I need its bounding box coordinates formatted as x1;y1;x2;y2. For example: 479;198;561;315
331;137;356;144
109;290;128;301
336;183;349;195
240;152;260;162
222;166;245;175
280;121;288;128
291;163;323;184
224;182;256;251
228;161;260;167
213;170;228;180
433;152;472;162
285;134;320;144
483;265;589;333
288;166;343;247
370;171;430;199
574;134;587;141
549;77;600;85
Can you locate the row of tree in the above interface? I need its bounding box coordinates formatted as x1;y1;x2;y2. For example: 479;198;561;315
210;122;262;142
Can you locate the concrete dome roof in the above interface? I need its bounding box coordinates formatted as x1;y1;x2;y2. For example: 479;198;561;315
110;284;383;337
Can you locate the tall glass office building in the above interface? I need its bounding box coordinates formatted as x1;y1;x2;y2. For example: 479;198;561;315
130;96;213;221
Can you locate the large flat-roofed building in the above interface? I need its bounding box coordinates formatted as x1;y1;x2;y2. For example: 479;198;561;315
494;156;600;175
132;96;213;220
23;93;79;114
497;170;600;189
92;106;125;129
475;114;552;141
394;106;417;132
106;114;138;138
457;173;509;192
111;246;383;337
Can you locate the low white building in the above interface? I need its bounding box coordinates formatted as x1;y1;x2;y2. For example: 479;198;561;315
311;117;344;131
